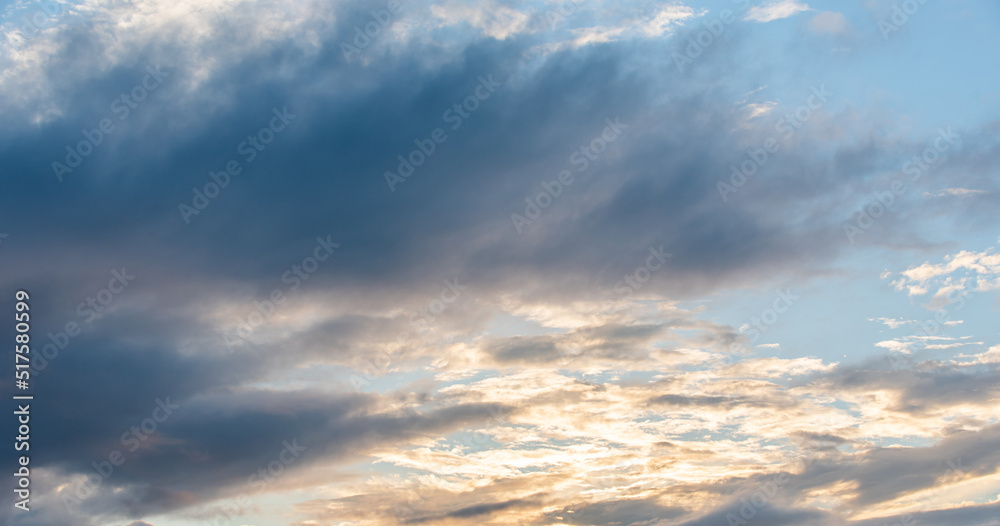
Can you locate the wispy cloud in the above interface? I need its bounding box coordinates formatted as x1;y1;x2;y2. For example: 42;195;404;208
745;0;812;22
923;187;991;199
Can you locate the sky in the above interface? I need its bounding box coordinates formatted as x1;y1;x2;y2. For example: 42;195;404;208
0;0;999;525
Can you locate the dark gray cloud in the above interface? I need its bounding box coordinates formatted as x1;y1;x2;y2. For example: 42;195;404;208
405;496;540;524
677;505;841;526
816;359;1000;415
790;423;1000;508
541;496;687;525
0;13;948;312
649;392;797;409
851;501;1000;526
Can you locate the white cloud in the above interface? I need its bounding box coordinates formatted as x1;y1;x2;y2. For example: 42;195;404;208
869;317;915;329
745;0;811;23
922;188;991;199
953;345;1000;365
890;243;1000;299
876;339;912;353
540;4;698;51
0;0;334;123
924;341;980;350
741;101;777;120
639;4;699;37
430;0;530;40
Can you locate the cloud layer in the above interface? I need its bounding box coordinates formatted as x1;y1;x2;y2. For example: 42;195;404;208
2;1;999;525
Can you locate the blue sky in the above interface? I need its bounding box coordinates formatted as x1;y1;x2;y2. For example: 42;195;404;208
1;1;999;525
